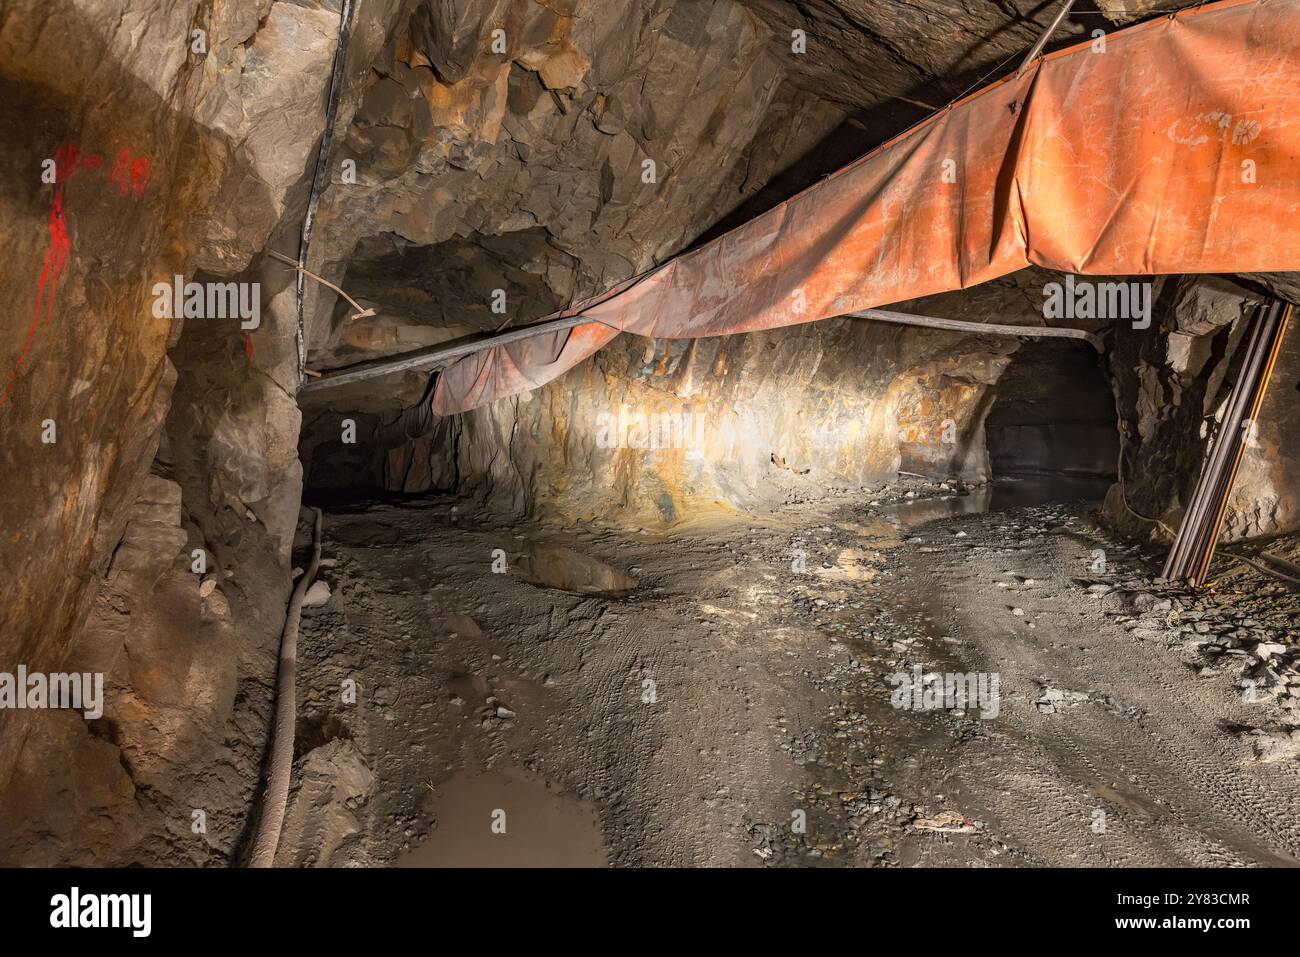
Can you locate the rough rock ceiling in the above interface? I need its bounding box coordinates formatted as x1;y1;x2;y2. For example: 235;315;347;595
314;0;839;360
307;0;1210;387
739;0;1180;111
742;0;1073;111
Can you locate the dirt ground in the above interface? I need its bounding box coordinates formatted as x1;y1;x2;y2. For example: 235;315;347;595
278;479;1300;867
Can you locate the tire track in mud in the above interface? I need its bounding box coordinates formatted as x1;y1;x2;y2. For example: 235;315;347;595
893;503;1300;867
604;555;805;866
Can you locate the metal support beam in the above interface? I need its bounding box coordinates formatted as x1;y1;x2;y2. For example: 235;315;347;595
1016;0;1077;77
297;313;602;395
298;307;1104;397
849;308;1105;352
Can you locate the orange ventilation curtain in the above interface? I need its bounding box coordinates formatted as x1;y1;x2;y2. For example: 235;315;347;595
433;0;1300;415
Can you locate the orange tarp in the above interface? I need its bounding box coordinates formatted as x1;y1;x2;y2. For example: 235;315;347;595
433;0;1300;415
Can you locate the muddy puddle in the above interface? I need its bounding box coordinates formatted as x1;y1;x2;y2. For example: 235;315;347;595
883;475;1112;529
398;767;608;868
514;541;637;597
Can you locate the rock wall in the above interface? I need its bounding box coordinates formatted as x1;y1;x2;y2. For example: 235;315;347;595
417;317;1008;525
0;0;392;865
302;0;849;357
1229;315;1300;539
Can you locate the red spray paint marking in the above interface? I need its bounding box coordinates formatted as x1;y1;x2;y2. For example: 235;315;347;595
109;148;151;200
1;195;73;405
2;142;148;406
54;143;102;180
243;331;254;359
38;194;72;328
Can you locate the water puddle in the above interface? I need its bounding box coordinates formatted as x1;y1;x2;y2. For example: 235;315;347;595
514;542;637;597
883;475;1112;530
398;767;608;868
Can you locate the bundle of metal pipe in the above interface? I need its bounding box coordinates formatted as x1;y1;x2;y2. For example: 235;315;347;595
1162;299;1292;586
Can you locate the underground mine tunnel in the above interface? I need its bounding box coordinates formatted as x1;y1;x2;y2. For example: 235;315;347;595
3;0;1300;883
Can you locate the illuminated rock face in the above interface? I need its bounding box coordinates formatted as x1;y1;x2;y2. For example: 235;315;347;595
381;313;1018;526
300;267;1093;525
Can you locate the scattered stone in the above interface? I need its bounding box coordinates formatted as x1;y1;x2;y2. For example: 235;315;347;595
1244;727;1300;763
1035;686;1091;713
912;811;979;834
303;580;331;607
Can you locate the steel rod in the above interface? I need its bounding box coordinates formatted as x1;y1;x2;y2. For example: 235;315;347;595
1163;299;1290;584
1186;301;1280;581
1190;302;1290;584
1016;0;1077;77
849;308;1105;351
299;306;1105;396
1163;303;1270;579
297;313;603;394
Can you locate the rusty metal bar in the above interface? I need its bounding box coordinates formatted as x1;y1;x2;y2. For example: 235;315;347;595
1163;299;1291;584
1183;301;1283;582
1189;301;1290;584
1162;303;1272;579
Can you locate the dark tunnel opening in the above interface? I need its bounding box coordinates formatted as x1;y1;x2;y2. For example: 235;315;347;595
984;339;1120;510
